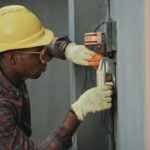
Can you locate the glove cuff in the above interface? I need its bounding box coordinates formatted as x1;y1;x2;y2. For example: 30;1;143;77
48;36;72;59
71;104;84;121
65;43;77;61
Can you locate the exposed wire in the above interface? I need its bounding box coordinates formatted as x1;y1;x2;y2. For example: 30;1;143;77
108;0;111;21
94;22;107;32
94;0;112;32
81;67;89;93
100;111;113;135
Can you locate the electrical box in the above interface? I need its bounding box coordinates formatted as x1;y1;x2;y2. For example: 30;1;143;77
97;57;115;86
105;21;117;53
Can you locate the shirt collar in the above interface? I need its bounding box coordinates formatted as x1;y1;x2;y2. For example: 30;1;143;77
0;70;25;94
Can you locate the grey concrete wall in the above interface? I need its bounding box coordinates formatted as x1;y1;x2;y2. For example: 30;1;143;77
0;0;70;145
111;0;145;150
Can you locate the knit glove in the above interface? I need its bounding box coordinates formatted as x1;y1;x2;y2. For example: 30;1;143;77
71;85;112;121
65;43;101;68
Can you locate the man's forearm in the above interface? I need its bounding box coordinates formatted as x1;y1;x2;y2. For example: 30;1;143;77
62;110;81;136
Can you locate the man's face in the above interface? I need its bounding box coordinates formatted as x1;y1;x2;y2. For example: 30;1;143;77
14;46;48;79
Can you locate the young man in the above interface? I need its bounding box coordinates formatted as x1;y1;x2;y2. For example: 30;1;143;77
0;5;113;149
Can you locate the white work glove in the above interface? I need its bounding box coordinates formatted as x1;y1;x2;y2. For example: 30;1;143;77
71;85;112;121
65;43;101;68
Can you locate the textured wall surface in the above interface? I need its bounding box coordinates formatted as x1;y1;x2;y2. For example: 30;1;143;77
111;0;145;150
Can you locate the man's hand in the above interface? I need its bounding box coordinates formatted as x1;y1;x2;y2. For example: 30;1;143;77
71;85;113;121
65;43;101;68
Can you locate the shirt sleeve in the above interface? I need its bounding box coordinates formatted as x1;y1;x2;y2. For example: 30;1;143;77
0;100;72;150
47;36;72;59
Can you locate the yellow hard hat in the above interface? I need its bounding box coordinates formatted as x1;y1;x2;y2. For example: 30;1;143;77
0;5;54;52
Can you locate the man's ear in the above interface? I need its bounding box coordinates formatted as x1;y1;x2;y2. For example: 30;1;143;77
6;52;17;65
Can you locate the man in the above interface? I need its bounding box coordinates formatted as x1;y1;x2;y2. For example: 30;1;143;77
0;5;113;150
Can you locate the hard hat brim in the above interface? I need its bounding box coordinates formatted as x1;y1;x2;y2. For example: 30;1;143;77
0;28;54;52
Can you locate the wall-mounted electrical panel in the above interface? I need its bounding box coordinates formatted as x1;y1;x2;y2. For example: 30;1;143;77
84;21;117;150
105;22;117;53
